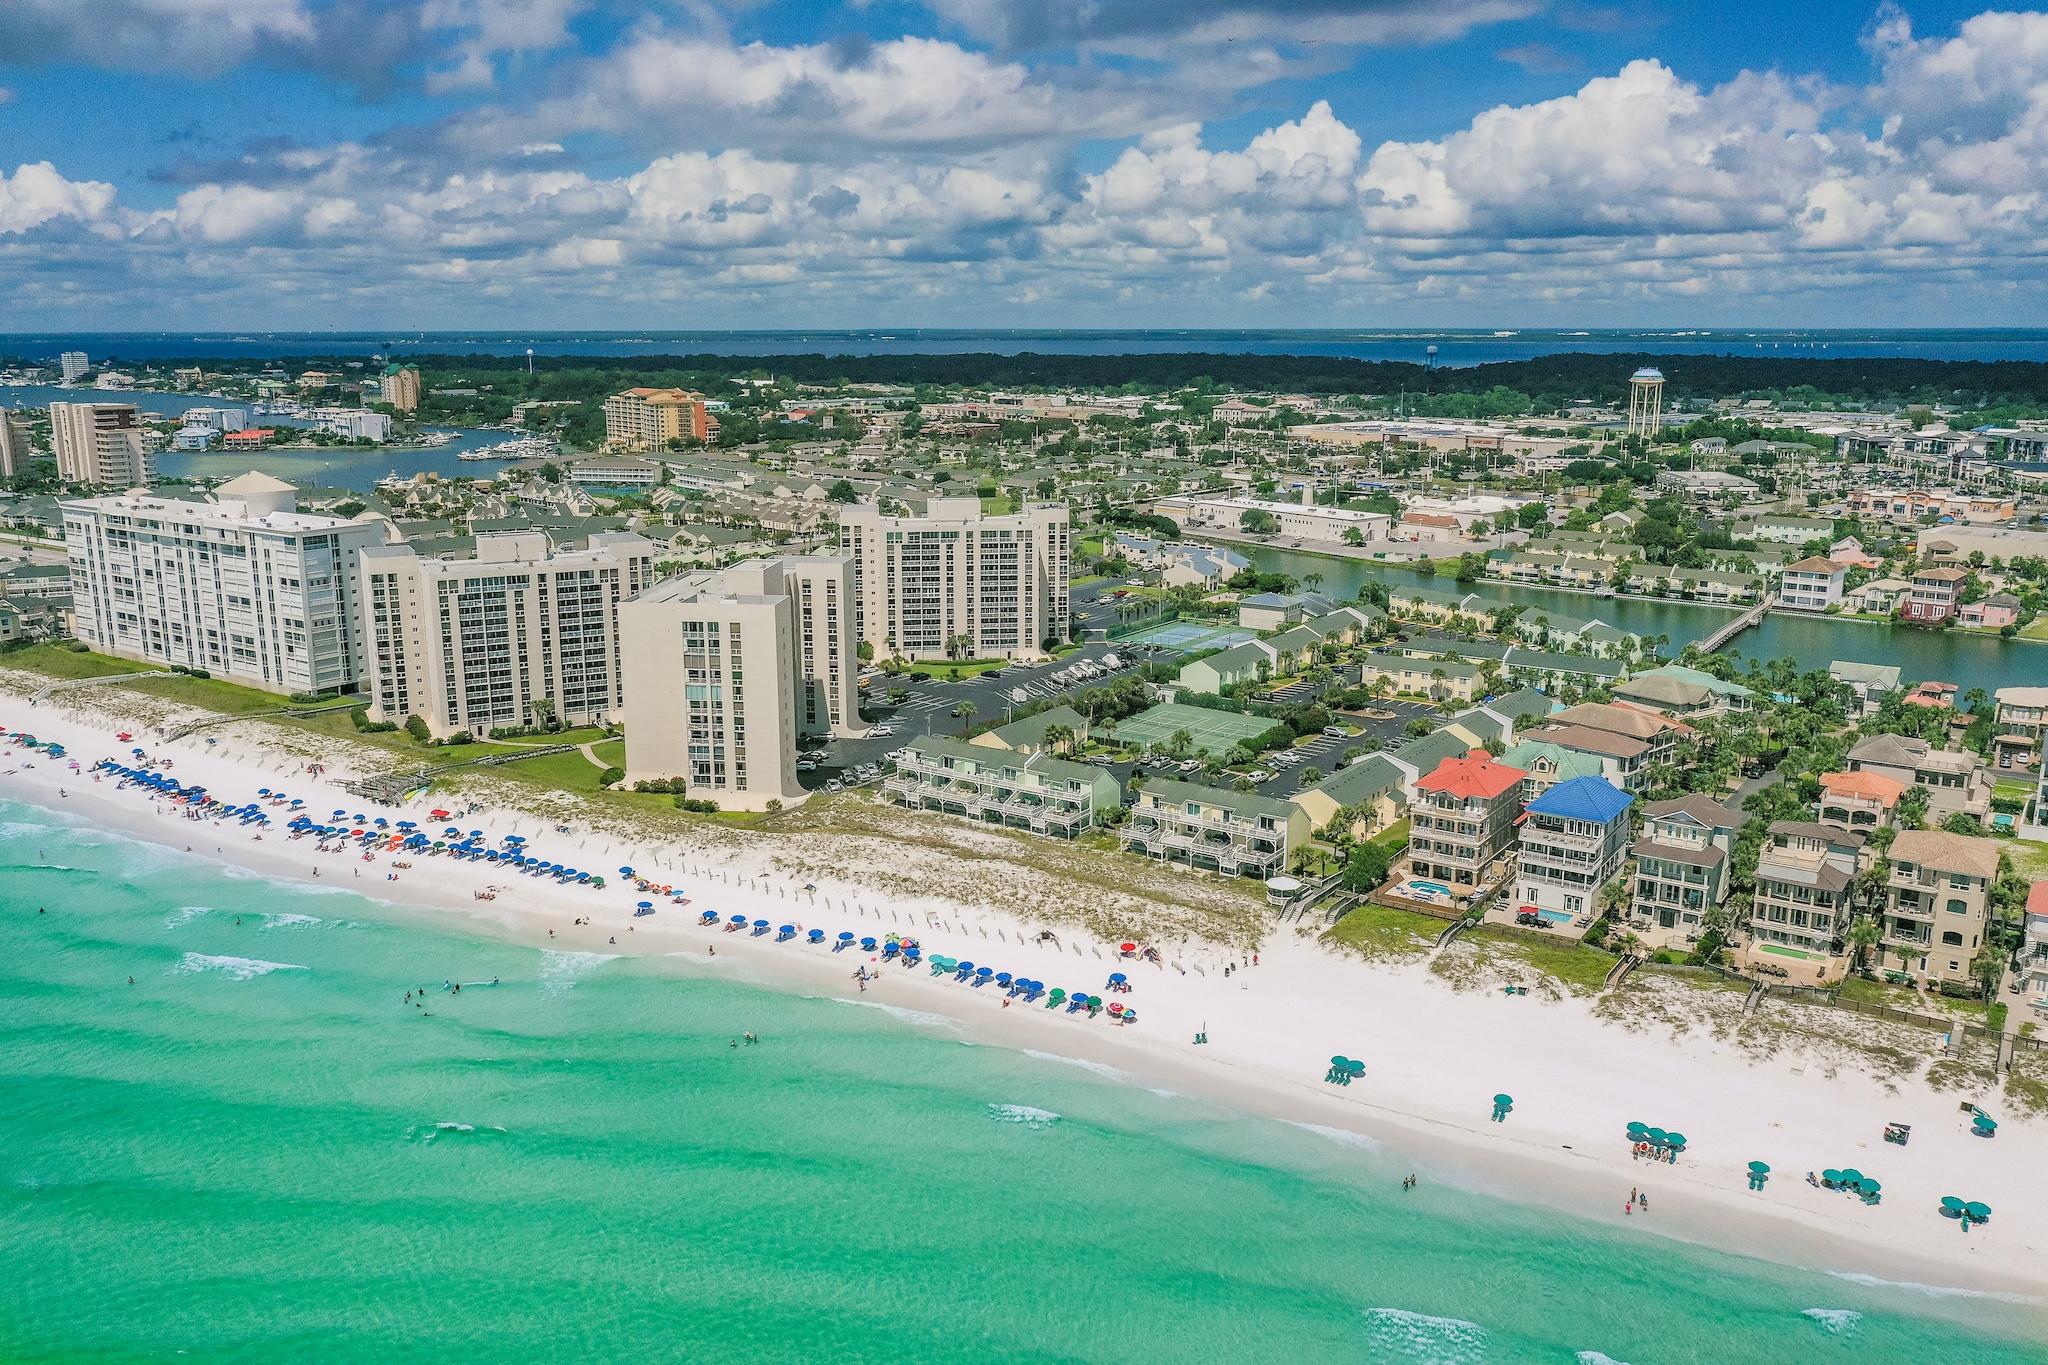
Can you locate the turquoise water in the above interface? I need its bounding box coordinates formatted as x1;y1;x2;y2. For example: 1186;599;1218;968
3;798;2043;1364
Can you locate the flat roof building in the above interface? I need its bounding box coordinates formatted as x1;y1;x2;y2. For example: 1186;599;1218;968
838;497;1070;662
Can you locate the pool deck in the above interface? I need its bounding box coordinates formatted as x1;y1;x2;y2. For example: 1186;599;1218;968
1481;896;1599;943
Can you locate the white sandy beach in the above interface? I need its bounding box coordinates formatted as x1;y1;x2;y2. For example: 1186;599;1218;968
4;693;2044;1312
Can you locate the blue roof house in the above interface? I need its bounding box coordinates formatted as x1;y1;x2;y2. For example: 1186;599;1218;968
1514;775;1636;926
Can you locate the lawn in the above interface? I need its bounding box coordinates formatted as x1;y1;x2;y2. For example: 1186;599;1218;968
910;658;1014;682
979;494;1017;514
2015;618;2048;642
3;642;295;714
2007;839;2048;882
491;747;611;792
1079;536;1107;558
1323;903;1442;961
1367;817;1411;853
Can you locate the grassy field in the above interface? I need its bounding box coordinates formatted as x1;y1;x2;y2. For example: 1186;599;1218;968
2008;839;2048;882
2015;618;2048;642
3;643;296;714
1322;903;1442;961
1458;925;1618;996
905;658;1013;682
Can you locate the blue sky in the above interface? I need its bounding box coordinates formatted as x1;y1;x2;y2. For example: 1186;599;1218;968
0;1;2038;328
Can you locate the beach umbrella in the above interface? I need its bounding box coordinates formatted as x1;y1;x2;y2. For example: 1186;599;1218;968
1087;995;1102;1008
1119;942;1136;954
259;787;271;796
1857;1178;1882;1194
778;925;794;936
1109;972;1127;984
1940;1196;1965;1215
1494;1094;1513;1108
995;972;1012;986
1839;1168;1863;1185
861;937;878;951
956;961;974;974
1346;1059;1364;1076
1665;1132;1687;1149
753;919;768;929
976;967;993;979
838;931;855;942
1331;1055;1351;1068
1108;1002;1124;1016
1972;1114;1997;1134
807;929;824;942
619;866;634;876
1747;1161;1770;1175
1964;1201;1991;1221
1626;1122;1648;1135
729;915;746;925
470;830;483;838
1822;1169;1843;1185
638;901;653;910
1645;1128;1667;1146
1122;1010;1137;1024
1048;988;1066;1002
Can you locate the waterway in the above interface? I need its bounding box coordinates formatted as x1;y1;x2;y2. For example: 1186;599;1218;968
2;385;517;493
1234;545;2042;697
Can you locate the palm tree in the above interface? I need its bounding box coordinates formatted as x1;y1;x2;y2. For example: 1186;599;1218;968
1845;915;1882;974
1041;723;1075;755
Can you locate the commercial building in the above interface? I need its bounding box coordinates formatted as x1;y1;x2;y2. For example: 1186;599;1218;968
1406;751;1527;902
619;557;862;810
1748;821;1865;962
1628;795;1741;949
60;351;89;383
838;498;1070;661
1881;829;2002;987
604;388;713;451
1157;493;1392;545
63;474;379;693
49;402;151;486
1123;778;1308;879
885;735;1121;839
1513;776;1633;924
181;407;250;433
319;409;392;442
357;531;658;739
379;364;421;413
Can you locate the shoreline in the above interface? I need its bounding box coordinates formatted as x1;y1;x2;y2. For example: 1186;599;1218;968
4;697;2045;1318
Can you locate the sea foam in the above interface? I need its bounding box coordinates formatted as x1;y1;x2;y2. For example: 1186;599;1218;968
538;950;618;994
987;1103;1060;1129
1802;1308;1863;1335
1288;1121;1381;1151
163;905;210;929
1022;1049;1133;1083
1827;1271;2035;1304
261;912;326;930
1360;1308;1488;1362
836;998;956;1030
1576;1353;1632;1364
173;952;307;981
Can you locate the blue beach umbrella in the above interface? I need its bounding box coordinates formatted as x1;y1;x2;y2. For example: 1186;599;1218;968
729;915;746;925
807;929;824;942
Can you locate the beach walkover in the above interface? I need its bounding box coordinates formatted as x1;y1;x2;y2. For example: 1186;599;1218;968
1697;601;1771;653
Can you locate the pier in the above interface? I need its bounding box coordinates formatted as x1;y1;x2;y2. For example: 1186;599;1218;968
1698;600;1772;653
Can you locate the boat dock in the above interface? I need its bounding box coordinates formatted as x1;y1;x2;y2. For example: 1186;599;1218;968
1699;600;1772;652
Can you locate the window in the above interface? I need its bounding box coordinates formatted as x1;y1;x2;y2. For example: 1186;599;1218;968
1946;898;1968;915
1941;931;1963;947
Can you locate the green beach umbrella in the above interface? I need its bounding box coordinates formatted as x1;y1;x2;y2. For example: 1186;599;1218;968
1048;988;1066;1002
1346;1060;1365;1076
1940;1196;1965;1212
1626;1121;1647;1134
1822;1169;1844;1184
1964;1201;1992;1221
1664;1132;1687;1148
1839;1168;1863;1185
1973;1114;1997;1133
1857;1178;1882;1193
1747;1161;1770;1174
1331;1055;1351;1068
1645;1127;1667;1145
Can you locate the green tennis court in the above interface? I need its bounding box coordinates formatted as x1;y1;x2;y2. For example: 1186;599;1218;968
1111;702;1280;754
1120;621;1257;652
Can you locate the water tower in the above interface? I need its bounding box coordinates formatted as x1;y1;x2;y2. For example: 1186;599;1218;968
525;347;535;375
1627;366;1664;440
1425;344;1438;369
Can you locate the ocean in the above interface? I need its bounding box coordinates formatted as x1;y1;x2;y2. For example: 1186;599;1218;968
8;328;2048;367
2;796;2041;1364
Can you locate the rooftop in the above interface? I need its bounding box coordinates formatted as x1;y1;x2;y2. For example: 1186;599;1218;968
1416;750;1527;801
1889;829;2003;880
1524;775;1632;823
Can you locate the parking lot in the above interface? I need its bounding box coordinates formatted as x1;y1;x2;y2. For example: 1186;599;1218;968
797;640;1169;792
1245;697;1443;797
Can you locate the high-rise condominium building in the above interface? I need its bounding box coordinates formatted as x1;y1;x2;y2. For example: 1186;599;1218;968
358;531;657;739
0;412;28;478
49;402;151;486
620;556;863;810
62;473;380;693
837;498;1070;661
379;364;421;413
60;351;89;383
603;387;712;451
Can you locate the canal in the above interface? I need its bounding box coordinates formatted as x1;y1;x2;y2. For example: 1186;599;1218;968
1235;544;2043;698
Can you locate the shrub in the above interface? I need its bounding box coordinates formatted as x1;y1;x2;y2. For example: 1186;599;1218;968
599;766;624;787
442;731;472;746
347;706;397;733
403;715;431;743
65;640;89;652
169;664;190;674
675;797;720;813
764;799;783;814
188;667;210;679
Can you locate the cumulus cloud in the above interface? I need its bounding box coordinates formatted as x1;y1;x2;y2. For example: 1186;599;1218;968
927;0;1537;55
4;7;2046;323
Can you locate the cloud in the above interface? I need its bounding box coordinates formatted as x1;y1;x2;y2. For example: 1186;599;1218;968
0;162;119;235
926;0;1537;55
1495;41;1581;74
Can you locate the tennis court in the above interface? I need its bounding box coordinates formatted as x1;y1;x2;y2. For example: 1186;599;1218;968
1111;702;1281;754
1120;620;1256;652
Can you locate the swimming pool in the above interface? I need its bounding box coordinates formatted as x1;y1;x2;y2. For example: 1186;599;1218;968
1536;908;1574;926
1404;879;1453;901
